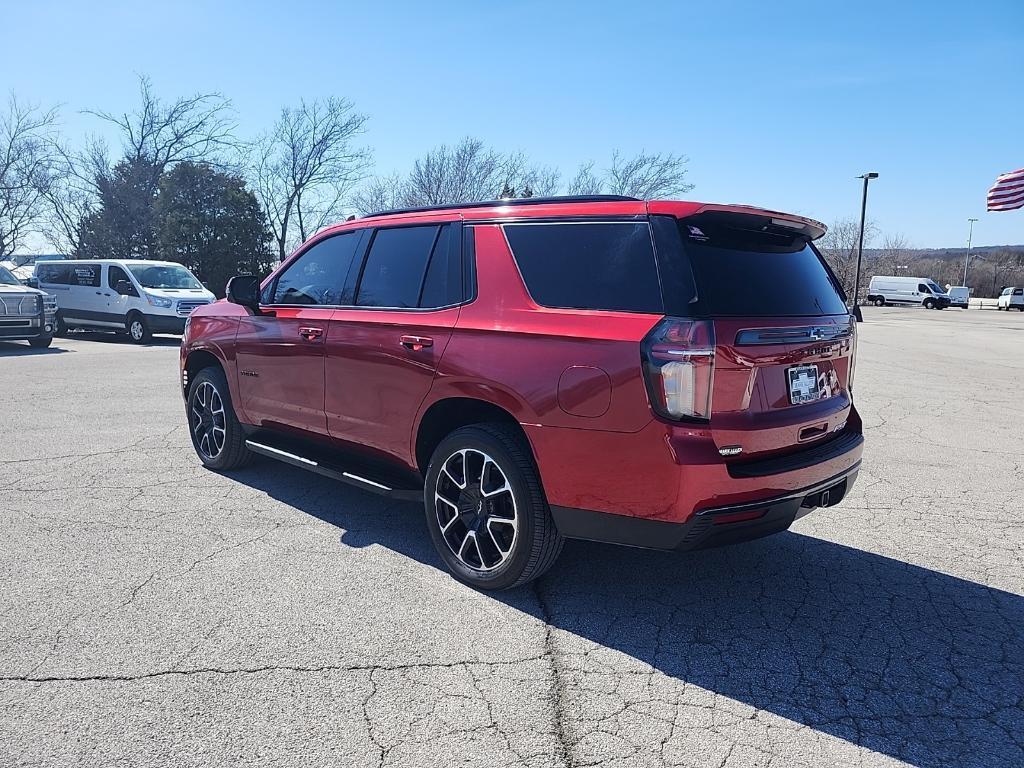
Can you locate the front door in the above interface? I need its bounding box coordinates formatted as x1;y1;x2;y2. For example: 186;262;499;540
106;264;138;323
235;229;366;435
325;222;463;461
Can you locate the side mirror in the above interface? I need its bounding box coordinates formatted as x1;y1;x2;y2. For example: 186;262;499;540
852;305;864;323
226;275;262;314
115;280;136;296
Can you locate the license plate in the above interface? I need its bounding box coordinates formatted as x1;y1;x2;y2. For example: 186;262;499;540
787;364;820;404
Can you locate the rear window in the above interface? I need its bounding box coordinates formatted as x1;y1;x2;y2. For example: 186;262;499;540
503;222;662;313
677;220;847;317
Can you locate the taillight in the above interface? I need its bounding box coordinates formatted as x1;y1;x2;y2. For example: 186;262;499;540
641;318;716;421
848;318;858;394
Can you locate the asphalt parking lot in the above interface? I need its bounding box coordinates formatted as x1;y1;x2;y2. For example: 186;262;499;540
1;307;1022;768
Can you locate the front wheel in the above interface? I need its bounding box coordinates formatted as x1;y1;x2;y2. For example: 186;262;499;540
187;367;253;470
126;313;151;344
424;424;563;590
873;297;885;307
923;298;936;309
28;335;53;349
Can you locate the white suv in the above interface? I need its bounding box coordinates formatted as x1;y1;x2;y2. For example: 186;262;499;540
997;287;1023;311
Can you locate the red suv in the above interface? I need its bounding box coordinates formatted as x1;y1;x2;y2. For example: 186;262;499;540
181;196;863;589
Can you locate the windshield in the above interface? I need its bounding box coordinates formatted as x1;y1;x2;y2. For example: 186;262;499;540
928;282;945;294
126;264;202;290
0;266;19;285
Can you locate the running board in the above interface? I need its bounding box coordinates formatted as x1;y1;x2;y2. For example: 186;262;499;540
244;439;422;501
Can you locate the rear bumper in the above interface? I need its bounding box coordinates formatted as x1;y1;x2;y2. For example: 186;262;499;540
552;463;859;550
526;406;865;531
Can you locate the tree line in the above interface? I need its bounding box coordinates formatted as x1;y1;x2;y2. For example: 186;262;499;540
816;220;1024;300
0;78;692;295
3;76;1020;298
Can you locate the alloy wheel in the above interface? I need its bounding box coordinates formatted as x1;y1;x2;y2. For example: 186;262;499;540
130;320;145;341
190;381;226;461
434;448;519;572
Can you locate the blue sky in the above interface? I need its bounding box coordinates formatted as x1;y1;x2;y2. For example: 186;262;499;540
3;0;1022;248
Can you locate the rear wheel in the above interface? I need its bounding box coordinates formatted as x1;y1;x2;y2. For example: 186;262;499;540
424;424;563;590
126;312;150;344
187;367;253;470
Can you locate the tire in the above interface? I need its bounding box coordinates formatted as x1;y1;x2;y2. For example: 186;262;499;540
186;366;253;470
54;312;68;337
28;335;53;349
424;423;564;590
873;297;885;307
126;312;151;344
923;299;935;309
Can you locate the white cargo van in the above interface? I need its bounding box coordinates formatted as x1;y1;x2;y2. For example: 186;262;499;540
36;260;216;343
944;286;970;309
866;276;951;309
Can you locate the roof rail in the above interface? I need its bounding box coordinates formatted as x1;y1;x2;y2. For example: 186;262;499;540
361;195;641;219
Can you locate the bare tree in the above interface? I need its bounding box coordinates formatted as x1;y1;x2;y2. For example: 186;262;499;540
254;97;370;260
983;250;1023;297
566;161;603;195
0;95;58;258
873;233;913;276
398;137;559;209
605;151;693;198
565;152;692;198
88;75;235;190
817;217;878;300
40;136;108;254
350;172;409;215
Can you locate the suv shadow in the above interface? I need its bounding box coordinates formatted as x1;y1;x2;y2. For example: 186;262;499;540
227;461;1023;768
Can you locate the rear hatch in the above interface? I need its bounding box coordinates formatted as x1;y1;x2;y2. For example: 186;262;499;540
648;209;856;460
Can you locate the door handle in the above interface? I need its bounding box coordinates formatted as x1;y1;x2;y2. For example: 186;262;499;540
400;335;433;351
298;326;324;341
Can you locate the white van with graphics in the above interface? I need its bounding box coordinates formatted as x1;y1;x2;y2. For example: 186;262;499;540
36;260;215;343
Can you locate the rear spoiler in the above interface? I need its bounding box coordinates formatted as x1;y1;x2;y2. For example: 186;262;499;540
694;204;827;241
647;201;827;241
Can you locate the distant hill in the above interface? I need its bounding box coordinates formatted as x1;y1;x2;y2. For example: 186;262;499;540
863;245;1024;262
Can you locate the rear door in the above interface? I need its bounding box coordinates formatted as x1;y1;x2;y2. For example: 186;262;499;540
325;221;463;460
655;212;855;458
235;230;365;435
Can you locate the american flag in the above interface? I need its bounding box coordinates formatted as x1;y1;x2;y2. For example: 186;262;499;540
987;168;1024;211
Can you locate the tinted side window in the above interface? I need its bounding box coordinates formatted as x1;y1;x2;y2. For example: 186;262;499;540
503;222;662;313
356;226;440;308
272;232;361;305
108;265;132;290
38;264;69;284
918;283;929;293
419;225;462;308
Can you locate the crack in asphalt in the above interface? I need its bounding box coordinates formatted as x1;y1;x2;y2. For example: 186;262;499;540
0;657;550;685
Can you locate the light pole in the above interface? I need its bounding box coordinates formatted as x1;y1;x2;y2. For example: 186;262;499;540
853;172;879;307
962;218;978;286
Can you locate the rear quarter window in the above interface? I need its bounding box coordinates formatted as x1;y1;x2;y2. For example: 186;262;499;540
502;221;662;313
